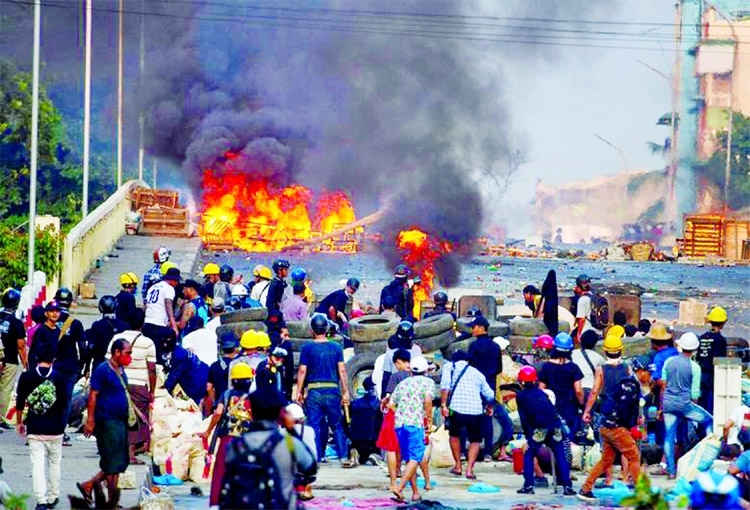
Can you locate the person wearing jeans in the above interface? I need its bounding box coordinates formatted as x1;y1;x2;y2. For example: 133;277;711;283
305;389;349;463
662;332;713;478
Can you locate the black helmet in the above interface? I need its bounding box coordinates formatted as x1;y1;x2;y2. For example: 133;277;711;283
346;277;360;291
311;313;329;335
227;296;243;310
219;264;234;282
396;320;415;341
433;291;448;306
576;274;591;289
98;295;117;315
394;264;410;278
2;288;21;310
466;306;483;318
55;287;74;308
272;259;291;274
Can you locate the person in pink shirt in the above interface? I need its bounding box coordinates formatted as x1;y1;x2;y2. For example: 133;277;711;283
281;283;309;322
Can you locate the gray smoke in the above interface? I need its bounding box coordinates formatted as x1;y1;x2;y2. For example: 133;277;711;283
138;0;616;285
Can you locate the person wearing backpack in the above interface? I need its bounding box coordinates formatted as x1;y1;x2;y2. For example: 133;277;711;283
15;341;68;510
1;288;27;430
219;385;317;510
577;374;643;502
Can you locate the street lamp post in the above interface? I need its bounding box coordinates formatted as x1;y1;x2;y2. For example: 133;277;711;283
27;0;41;285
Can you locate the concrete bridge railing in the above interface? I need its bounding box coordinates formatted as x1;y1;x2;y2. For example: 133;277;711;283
61;179;149;290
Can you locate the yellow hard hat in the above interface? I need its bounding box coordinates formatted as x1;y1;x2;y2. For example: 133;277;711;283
120;272;139;285
707;307;728;323
203;263;220;276
603;334;624;353
607;325;625;340
230;362;253;380
254;331;271;348
257;265;272;280
252;264;265;277
646;322;673;341
240;330;258;350
160;261;178;276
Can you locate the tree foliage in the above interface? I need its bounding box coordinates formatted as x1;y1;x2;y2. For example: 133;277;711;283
694;112;750;211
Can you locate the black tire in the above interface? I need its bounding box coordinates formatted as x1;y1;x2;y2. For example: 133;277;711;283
456;318;510;337
441;337;476;360
414;314;454;339
509;318;548;337
353;339;387;357
346;352;379;396
349;315;400;343
220;307;268;324
415;329;456;353
216;321;267;340
289;335;343;352
287;319;313;339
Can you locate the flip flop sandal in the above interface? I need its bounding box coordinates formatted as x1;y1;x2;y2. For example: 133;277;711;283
449;469;463;477
391;490;405;503
466;473;477;480
76;482;93;505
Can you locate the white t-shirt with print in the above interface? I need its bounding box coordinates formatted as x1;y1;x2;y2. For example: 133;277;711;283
144;281;175;327
107;330;156;387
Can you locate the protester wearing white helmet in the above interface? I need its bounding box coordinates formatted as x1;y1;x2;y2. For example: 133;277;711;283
662;332;713;479
282;403;318;501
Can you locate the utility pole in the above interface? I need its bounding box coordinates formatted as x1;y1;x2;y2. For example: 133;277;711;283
82;0;92;217
27;0;41;285
138;0;145;182
671;0;682;230
152;158;157;189
117;0;124;187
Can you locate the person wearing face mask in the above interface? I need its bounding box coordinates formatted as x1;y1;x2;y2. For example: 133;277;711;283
77;339;134;510
254;346;291;398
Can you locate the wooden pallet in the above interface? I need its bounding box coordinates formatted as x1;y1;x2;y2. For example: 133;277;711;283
131;187;180;209
138;206;191;237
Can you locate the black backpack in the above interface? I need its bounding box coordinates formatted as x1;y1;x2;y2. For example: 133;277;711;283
219;429;295;510
571;291;609;330
600;377;640;429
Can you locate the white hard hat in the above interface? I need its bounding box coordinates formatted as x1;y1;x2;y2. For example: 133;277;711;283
285;403;305;420
231;285;249;297
411;356;429;374
676;332;700;352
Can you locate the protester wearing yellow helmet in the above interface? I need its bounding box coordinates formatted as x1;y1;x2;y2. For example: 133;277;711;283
228;329;271;387
202;263;221;307
160;261;178;276
116;272;141;329
697;307;729;413
249;265;273;304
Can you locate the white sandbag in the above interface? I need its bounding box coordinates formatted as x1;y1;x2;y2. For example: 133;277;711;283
570;443;583;471
117;469;137;489
429;426;454;468
584;443;601;472
676;433;722;482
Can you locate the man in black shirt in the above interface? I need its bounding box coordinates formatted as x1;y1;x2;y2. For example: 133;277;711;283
15;341;68;509
115;272;141;329
697;307;729;414
315;278;360;326
207;333;238;411
85;296;129;375
266;259;290;313
379;264;414;321
53;287;85;446
29;301;62;368
1;288;27;430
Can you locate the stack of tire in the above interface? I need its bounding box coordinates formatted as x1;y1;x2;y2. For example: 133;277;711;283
345;315;400;394
284;319;345;367
215;307;268;341
441;317;510;359
507;318;570;353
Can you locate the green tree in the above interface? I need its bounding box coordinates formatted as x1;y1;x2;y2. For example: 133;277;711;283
694;112;750;211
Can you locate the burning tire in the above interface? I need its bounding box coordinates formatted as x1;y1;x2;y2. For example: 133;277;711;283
509;318;548;337
346;352;379;397
441;337;476;360
456;318;510;338
415;329;455;353
220;307;268;324
287;320;313;339
349;315;400;343
216;321;267;340
413;314;454;339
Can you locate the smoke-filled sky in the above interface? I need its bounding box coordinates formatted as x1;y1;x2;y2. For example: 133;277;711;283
1;0;674;245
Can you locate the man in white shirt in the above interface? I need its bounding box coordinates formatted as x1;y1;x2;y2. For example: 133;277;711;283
206;298;225;333
142;266;180;363
107;314;157;464
182;319;218;366
573;274;594;344
723;403;750;459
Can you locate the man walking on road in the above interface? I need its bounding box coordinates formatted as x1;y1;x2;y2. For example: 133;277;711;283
143;265;181;363
1;288;27;429
78;339;133;509
52;287;84;446
15;341;68;510
296;314;353;467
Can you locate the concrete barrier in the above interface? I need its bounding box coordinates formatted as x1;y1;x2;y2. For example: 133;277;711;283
62;180;149;292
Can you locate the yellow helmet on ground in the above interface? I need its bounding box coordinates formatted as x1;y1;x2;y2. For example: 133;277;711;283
120;272;139;285
160;261;178;276
603;335;624;353
707;307;728;323
230;362;253;380
203;263;220;276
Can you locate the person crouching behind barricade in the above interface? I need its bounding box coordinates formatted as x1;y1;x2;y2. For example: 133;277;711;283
515;366;576;496
202;362;254;507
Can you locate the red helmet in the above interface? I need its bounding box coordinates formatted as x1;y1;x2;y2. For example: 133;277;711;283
534;334;554;351
518;366;538;383
153;246;170;263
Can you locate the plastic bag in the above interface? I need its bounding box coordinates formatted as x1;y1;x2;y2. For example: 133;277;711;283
429;426;454;468
139;487;174;510
117;470;137;489
677;433;721;482
584;443;601;472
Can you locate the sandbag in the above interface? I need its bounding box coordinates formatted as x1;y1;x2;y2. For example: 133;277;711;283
429;426;454;468
139;486;175;510
584;443;602;472
570;443;584;471
677;433;722;482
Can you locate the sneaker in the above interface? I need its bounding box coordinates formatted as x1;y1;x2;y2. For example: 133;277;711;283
62;434;72;447
483;455;493;463
534;476;549;488
48;498;60;509
35;504;48;510
577;490;597;502
0;422;11;430
517;486;535;495
563;486;577;496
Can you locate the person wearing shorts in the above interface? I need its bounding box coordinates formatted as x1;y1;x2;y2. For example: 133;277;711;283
377;348;412;490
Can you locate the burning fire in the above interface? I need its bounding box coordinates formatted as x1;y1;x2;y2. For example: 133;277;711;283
200;166;359;252
396;229;452;318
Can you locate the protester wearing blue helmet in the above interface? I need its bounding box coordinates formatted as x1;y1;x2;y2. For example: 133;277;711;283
538;331;585;437
290;267;307;284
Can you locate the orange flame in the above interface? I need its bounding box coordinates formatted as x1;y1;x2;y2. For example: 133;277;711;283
200;166;359;252
396;229;452;318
